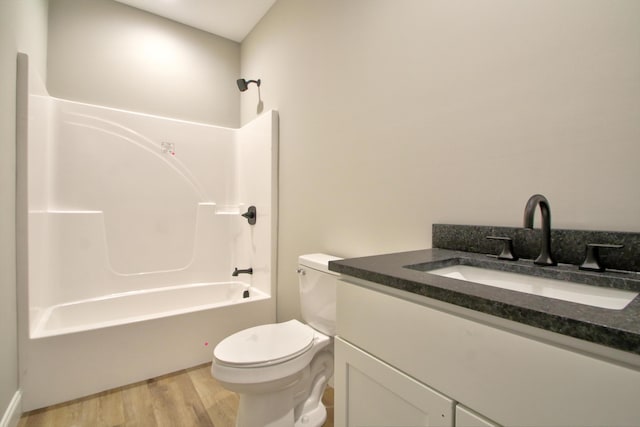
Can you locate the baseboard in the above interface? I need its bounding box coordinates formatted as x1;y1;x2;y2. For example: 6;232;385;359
0;390;22;427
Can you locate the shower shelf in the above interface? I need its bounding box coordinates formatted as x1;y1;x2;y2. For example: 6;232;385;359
41;210;103;214
215;205;251;215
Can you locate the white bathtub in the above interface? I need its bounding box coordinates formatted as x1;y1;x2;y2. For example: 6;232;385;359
22;283;274;410
31;282;269;339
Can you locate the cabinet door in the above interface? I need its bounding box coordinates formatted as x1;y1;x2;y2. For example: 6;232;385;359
335;337;454;427
456;405;501;427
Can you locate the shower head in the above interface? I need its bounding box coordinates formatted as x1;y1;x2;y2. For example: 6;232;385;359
236;78;261;92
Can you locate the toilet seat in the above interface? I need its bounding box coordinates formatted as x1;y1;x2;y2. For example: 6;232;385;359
214;319;315;368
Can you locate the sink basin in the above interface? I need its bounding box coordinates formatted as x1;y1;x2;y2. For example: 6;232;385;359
426;264;638;310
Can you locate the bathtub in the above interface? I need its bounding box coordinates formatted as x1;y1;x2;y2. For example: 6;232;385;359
22;282;274;410
31;282;269;339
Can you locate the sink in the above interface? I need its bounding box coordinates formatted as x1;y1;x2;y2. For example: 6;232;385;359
424;264;638;310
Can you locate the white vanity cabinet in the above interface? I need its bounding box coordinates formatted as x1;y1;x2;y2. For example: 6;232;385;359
334;279;640;427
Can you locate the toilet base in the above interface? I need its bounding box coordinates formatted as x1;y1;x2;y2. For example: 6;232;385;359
236;386;297;427
294;402;327;427
235;389;328;427
230;349;333;427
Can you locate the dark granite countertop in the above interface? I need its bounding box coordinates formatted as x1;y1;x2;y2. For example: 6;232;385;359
329;249;640;355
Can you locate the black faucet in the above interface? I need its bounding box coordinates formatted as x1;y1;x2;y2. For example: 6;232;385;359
523;194;557;266
232;267;253;277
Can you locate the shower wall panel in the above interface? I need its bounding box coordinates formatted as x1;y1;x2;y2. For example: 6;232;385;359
27;95;277;334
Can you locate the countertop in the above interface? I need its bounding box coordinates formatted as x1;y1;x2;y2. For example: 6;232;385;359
329;249;640;355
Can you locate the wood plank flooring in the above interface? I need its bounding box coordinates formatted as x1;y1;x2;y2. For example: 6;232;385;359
18;363;334;427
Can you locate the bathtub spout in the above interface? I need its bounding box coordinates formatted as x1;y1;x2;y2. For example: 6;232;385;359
232;267;253;277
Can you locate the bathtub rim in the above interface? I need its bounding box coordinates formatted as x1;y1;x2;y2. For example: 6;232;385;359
30;281;269;339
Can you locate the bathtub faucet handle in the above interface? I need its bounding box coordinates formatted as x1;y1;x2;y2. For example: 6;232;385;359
232;267;253;277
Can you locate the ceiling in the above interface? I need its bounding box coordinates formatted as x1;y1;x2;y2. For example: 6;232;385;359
113;0;277;42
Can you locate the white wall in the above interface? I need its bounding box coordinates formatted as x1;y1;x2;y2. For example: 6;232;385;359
16;1;49;81
241;0;640;321
0;0;48;422
47;0;241;127
0;1;20;421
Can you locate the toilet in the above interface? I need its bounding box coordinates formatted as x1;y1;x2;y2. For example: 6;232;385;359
211;253;341;427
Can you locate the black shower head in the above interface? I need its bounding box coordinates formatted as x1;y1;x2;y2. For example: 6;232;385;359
236;78;261;92
236;79;248;91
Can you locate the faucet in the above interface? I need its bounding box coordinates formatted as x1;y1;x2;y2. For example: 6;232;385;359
232;267;253;277
523;194;557;266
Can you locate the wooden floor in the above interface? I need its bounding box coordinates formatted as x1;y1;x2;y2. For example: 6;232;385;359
18;363;334;427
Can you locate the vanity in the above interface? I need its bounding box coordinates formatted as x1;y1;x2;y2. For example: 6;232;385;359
329;223;640;427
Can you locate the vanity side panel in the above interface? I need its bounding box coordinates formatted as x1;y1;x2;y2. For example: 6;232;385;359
336;279;640;427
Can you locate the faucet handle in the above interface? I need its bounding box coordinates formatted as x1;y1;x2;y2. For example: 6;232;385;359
579;243;624;272
241;206;257;225
486;236;519;261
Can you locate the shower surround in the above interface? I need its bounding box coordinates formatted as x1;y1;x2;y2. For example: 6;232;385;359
17;54;278;410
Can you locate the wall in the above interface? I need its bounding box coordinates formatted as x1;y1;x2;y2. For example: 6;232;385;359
0;0;48;423
241;0;640;321
0;1;19;421
47;0;241;127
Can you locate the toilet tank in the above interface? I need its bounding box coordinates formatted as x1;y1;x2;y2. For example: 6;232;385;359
298;253;342;336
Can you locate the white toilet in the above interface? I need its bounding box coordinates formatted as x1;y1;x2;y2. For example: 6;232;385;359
211;253;341;427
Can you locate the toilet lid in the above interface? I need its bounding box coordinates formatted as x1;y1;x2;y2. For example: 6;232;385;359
214;319;315;367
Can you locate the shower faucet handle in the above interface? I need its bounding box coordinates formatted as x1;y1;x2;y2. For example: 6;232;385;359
241;206;257;225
